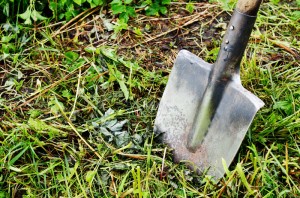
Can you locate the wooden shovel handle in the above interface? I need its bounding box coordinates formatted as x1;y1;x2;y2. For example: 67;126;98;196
236;0;262;16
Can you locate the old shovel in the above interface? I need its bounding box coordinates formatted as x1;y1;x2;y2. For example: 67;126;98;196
154;0;264;179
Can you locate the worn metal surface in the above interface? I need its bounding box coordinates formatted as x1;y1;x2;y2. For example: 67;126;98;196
187;10;258;152
154;10;264;179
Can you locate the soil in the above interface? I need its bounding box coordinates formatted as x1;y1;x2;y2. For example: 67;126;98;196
62;2;230;70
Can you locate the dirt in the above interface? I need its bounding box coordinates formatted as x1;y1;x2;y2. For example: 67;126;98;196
116;4;229;70
61;2;230;70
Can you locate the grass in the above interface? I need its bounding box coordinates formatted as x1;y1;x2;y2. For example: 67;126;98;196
0;1;300;197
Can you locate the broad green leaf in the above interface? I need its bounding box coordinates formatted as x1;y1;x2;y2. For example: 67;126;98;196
186;2;194;14
19;8;31;20
133;27;143;37
126;6;136;17
3;3;9;17
59;13;65;20
208;47;219;58
48;99;65;115
145;3;159;16
159;6;167;15
28;109;42;118
86;171;97;183
0;191;9;198
60;0;68;5
1;36;13;43
111;4;126;14
49;1;57;13
273;100;293;114
290;11;300;21
162;0;171;5
67;58;86;72
88;1;96;7
100;47;118;62
31;10;47;21
108;119;127;132
87;0;103;8
84;46;97;53
119;58;140;71
101;16;115;31
28;118;66;138
73;0;86;5
106;119;118;128
113;19;128;33
111;0;122;5
93;0;103;5
24;18;32;25
64;51;79;62
270;0;280;5
3;23;12;31
120;12;129;23
124;0;133;4
107;63;129;100
14;79;23;91
100;127;114;142
117;77;129;100
62;90;73;100
115;131;130;147
65;9;77;21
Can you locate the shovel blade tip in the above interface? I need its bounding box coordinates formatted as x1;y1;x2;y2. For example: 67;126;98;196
155;51;264;179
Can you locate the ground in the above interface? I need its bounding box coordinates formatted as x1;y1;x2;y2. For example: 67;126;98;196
0;1;299;197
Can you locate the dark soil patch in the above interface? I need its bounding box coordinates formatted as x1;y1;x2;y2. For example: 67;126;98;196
54;2;230;70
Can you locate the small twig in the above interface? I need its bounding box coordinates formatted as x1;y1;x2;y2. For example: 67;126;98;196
109;172;118;197
117;153;147;160
69;68;81;119
170;2;215;6
52;6;100;38
252;35;300;60
216;170;237;198
160;147;167;180
57;13;102;35
285;142;289;184
113;142;133;154
138;8;211;22
270;39;300;60
36;21;65;30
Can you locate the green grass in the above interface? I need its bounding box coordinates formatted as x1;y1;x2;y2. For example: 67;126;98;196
0;1;300;197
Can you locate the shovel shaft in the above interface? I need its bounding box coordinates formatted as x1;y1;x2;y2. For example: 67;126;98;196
187;1;262;151
211;10;257;82
237;0;262;15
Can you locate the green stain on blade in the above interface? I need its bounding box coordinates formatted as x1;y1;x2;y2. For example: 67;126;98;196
187;88;214;152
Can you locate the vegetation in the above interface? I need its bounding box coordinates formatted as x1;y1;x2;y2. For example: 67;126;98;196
0;0;299;197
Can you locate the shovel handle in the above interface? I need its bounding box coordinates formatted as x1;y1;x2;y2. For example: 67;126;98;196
237;0;262;16
187;0;263;152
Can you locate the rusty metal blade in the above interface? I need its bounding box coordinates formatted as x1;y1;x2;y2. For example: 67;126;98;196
154;50;264;178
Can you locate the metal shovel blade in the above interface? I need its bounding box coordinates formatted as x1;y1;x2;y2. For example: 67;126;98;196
154;50;264;178
154;0;264;178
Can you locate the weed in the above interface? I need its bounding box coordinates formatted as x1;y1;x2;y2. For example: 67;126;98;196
0;0;299;197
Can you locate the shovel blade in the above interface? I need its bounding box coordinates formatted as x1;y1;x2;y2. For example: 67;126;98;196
154;50;264;179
